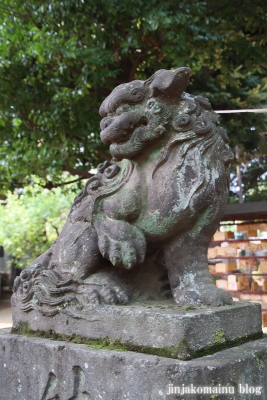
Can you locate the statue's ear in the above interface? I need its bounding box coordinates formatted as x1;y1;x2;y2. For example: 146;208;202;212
146;67;191;100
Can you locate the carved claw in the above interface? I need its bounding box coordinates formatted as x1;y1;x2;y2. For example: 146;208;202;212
98;234;144;269
81;272;130;305
97;220;146;270
85;290;101;305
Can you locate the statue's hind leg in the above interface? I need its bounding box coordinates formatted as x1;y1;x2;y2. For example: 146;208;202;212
55;220;131;305
12;219;131;308
164;235;233;307
56;221;102;279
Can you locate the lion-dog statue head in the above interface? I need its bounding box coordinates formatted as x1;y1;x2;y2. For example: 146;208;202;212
99;68;231;166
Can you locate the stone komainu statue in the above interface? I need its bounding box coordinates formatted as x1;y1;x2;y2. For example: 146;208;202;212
12;67;234;314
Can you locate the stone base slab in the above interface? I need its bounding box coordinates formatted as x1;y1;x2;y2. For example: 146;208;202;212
0;329;267;400
12;301;262;359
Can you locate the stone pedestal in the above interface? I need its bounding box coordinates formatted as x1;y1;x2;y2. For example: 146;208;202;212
12;301;262;359
7;300;265;399
0;328;266;400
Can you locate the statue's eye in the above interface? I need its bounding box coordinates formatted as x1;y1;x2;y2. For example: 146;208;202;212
130;88;144;100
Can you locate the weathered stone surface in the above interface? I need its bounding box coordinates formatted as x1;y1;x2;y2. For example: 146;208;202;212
12;67;235;317
12;301;262;359
1;329;266;400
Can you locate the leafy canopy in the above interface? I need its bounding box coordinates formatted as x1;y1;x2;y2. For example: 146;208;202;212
0;0;266;195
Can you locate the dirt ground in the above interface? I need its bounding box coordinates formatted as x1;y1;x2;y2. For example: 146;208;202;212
0;299;12;329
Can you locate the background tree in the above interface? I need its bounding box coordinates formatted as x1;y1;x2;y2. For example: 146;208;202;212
230;139;267;202
0;182;76;268
0;0;266;198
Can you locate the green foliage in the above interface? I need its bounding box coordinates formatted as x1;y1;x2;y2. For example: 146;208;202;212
229;138;267;202
0;0;266;196
0;180;77;267
242;156;267;202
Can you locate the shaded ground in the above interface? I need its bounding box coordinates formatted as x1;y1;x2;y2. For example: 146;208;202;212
0;299;12;329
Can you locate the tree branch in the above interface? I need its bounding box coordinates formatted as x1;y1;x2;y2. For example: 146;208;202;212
95;147;111;161
39;177;86;190
52;224;59;237
64;160;94;178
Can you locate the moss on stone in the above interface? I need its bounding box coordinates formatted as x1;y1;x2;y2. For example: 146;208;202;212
185;306;196;311
11;322;263;361
255;353;265;370
213;329;225;344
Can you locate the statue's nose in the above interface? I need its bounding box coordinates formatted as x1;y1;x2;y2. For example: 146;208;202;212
100;110;142;145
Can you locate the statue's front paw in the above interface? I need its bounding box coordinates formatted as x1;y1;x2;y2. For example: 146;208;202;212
99;234;144;269
80;272;130;305
98;221;146;270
